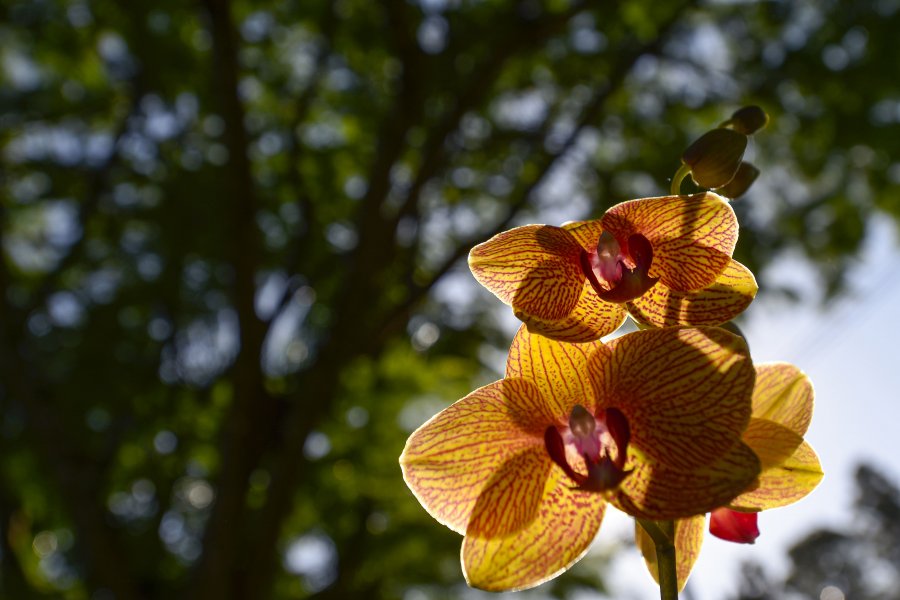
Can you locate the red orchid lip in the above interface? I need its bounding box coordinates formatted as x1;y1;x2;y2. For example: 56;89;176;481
580;233;659;304
544;406;632;492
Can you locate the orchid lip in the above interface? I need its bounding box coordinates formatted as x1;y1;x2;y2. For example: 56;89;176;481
544;405;632;492
580;233;659;303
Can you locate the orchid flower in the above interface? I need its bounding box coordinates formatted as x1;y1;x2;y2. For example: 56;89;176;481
400;325;761;591
468;192;757;343
635;362;823;590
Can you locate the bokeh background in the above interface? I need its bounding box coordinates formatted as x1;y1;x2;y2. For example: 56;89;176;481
2;0;899;599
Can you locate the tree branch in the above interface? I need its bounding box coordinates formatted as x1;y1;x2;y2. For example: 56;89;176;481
389;0;588;230
20;88;140;320
189;0;272;597
265;5;338;326
375;1;695;343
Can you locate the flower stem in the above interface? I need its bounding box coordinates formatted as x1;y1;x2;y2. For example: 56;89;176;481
637;519;679;600
670;163;691;195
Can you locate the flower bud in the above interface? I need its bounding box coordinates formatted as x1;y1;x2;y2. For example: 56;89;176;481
729;105;769;135
710;508;760;544
715;162;760;199
681;128;748;189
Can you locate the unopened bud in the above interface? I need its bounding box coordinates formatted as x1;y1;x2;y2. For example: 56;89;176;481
682;128;748;189
729;105;769;135
715;162;760;199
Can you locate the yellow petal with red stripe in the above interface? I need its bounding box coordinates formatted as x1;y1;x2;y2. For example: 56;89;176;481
469;225;584;321
730;418;823;510
562;219;605;250
505;325;608;419
635;515;706;591
400;378;548;535
626;259;757;327
501;221;625;342
517;279;627;342
752;363;814;436
462;465;606;591
593;327;755;472
602;192;737;291
614;441;760;520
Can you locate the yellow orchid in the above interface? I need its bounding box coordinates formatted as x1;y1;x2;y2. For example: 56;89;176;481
468;192;757;343
400;325;761;592
636;362;824;590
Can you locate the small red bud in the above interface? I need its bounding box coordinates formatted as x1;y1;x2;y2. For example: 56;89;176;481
710;508;760;544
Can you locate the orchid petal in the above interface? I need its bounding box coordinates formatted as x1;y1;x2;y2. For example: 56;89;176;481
593;327;754;472
463;444;552;538
488;221;626;342
562;219;605;249
635;515;705;591
462;469;606;591
752;363;814;436
469;225;584;320
506;325;610;417
400;378;547;534
517;279;627;342
710;508;759;544
614;441;760;520
730;418;823;511
626;259;757;327
602;192;737;291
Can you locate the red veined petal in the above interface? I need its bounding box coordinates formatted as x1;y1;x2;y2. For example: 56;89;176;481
462;444;553;538
730;418;823;511
488;220;626;341
635;515;706;591
626;259;757;327
469;225;584;321
601;192;737;291
462;467;606;591
517;279;627;342
742;418;803;468
614;440;760;520
505;324;609;418
592;327;755;472
752;363;814;436
400;378;549;534
709;508;759;544
562;219;606;250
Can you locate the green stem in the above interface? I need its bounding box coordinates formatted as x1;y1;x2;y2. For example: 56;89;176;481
637;519;679;600
669;163;691;195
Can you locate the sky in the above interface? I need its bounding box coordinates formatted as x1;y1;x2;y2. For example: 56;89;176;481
595;214;900;600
